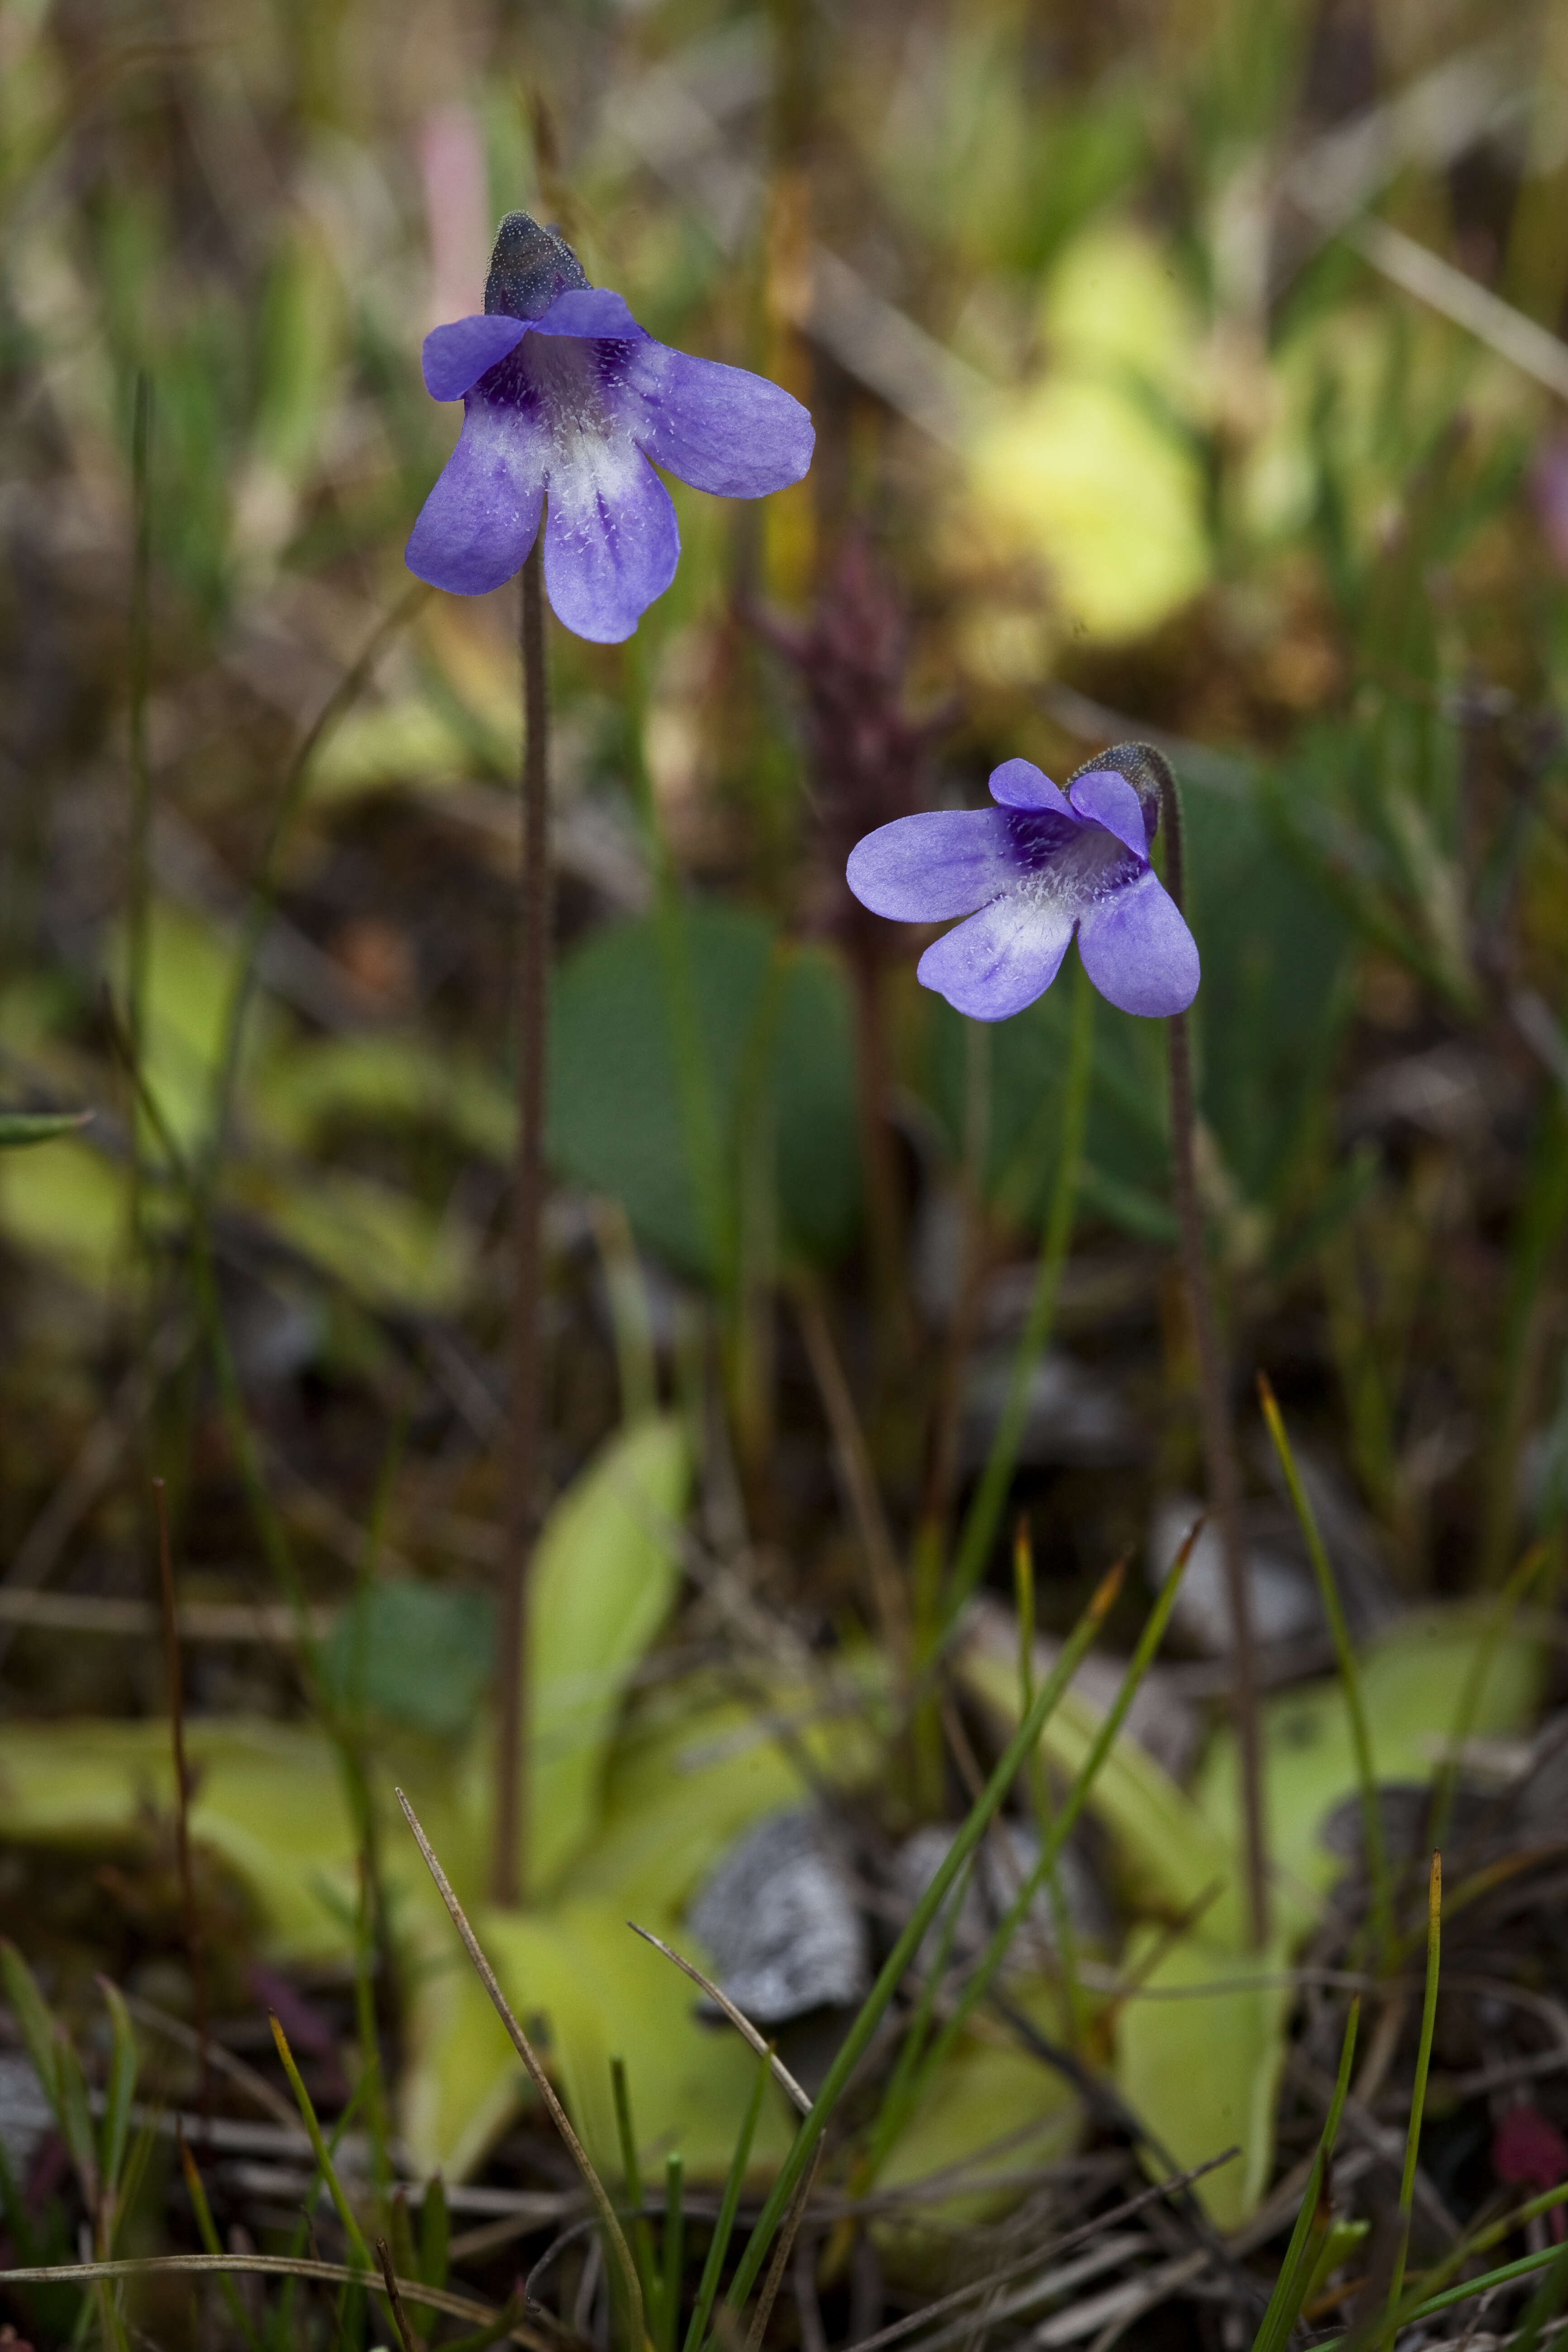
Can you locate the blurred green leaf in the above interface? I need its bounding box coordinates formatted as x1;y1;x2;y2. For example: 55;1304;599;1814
925;980;1171;1240
0;1940;61;2108
1120;1606;1548;2226
0;1136;130;1294
323;1582;495;1741
1195;1607;1546;1922
245;1163;475;1315
549;905;860;1281
872;1982;1082;2244
1115;1928;1294;2231
525;1415;691;1897
255;1033;512;1160
1184;774;1353;1207
0;1109;90;1148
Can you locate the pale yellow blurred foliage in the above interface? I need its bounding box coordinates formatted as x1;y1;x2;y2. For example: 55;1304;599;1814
962;220;1213;644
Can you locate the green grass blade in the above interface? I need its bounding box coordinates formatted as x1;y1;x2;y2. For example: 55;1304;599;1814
1014;1520;1088;2048
1510;2235;1568;2352
1385;1853;1441;2336
418;2175;449;2292
1430;1541;1550;1855
179;2136;265;2352
1258;1375;1394;1960
659;2151;684;2352
0;1941;61;2109
902;1533;1197;2115
1319;2242;1568;2349
53;2032;99;2214
947;959;1093;1617
683;2048;770;2352
1251;1999;1359;2352
0;1110;91;1149
612;2057;656;2312
723;1549;1154;2319
96;1981;138;2217
269;2013;373;2275
862;1859;973;2178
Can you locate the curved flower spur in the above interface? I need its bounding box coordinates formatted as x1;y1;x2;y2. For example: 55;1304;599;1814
406;212;814;641
845;754;1199;1021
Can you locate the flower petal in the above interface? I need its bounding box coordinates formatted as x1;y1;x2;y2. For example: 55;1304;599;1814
531;287;645;340
406;397;546;595
422;315;530;401
542;440;679;642
846;810;1019;922
1067;769;1150;858
1076;868;1199;1016
917;891;1074;1020
615;343;814;497
988;759;1073;815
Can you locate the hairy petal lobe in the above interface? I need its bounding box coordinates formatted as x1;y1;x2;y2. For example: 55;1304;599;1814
531;287;646;340
543;438;679;642
988;759;1073;815
615;343;814;497
423;315;530;401
1076;868;1199;1016
917;890;1076;1020
846;809;1020;923
1067;769;1151;859
406;397;546;595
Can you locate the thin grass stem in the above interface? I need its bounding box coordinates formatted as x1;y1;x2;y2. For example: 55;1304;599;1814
1013;1520;1089;2050
946;956;1093;1616
626;1927;811;2116
722;1557;1132;2316
1257;1376;1393;1960
269;2014;373;2275
1250;1999;1359;2352
178;2133;265;2352
1385;1853;1442;2334
861;1860;973;2180
683;2048;771;2352
902;1526;1195;2116
1319;2241;1568;2350
201;582;428;1188
394;1789;646;2350
612;2057;657;2313
0;2252;540;2344
151;1478;208;2113
659;2154;684;2352
377;2236;424;2352
1430;1541;1550;1855
1106;742;1266;1950
739;2145;823;2352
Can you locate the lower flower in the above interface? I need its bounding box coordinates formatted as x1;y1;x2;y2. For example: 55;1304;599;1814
845;756;1199;1020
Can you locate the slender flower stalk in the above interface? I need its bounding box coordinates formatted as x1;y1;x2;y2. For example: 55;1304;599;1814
844;736;1267;1946
1095;741;1268;1950
493;541;550;1907
408;209;812;1904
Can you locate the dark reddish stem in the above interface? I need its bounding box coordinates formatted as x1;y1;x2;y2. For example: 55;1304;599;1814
493;540;550;1908
152;1477;209;2109
1109;743;1268;1950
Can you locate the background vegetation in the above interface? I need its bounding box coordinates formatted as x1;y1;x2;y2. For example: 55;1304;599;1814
3;0;1568;2344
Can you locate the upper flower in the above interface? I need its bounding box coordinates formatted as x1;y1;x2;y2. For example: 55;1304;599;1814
406;212;814;642
845;757;1200;1021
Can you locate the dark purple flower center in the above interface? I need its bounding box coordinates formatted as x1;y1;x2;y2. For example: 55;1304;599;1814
1003;808;1146;911
1003;809;1080;870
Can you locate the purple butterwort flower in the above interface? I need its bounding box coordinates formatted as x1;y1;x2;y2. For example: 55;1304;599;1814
845;757;1199;1021
406;212;814;643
